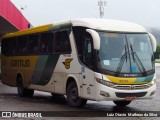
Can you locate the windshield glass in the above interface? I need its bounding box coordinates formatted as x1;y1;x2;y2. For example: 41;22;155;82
98;32;154;74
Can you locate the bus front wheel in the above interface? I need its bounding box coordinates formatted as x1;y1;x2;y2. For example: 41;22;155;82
17;77;34;97
113;101;131;106
67;81;87;107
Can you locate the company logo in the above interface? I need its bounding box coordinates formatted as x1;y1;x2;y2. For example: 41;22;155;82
62;58;73;69
11;59;30;67
2;112;11;117
1;112;42;118
130;85;135;90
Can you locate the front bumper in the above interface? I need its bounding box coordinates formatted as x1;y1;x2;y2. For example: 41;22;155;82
95;82;156;101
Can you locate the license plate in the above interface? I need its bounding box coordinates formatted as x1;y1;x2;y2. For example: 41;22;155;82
125;97;136;101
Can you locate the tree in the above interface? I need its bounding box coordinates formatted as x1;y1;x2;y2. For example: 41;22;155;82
154;44;160;59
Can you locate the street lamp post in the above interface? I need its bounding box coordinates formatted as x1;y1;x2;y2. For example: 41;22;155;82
98;0;106;18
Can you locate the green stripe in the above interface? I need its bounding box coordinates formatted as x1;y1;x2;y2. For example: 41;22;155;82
49;22;72;33
30;55;60;85
38;55;60;85
136;74;154;83
30;55;48;84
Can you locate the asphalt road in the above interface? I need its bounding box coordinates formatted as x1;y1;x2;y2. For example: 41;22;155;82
0;67;160;120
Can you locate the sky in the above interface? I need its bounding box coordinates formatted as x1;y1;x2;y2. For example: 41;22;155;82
10;0;160;28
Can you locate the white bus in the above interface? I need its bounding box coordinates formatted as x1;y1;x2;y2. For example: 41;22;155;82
1;18;157;107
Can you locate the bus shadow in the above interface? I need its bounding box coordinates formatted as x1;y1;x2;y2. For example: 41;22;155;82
0;93;140;112
49;95;67;104
83;101;139;112
0;92;68;105
0;93;18;97
23;94;68;105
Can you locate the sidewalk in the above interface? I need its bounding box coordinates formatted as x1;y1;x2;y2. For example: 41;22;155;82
155;63;160;67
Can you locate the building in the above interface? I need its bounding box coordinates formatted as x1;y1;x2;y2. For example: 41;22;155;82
0;0;31;36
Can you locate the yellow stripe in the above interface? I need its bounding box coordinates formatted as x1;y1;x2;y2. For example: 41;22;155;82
2;24;53;38
1;55;39;86
104;75;139;84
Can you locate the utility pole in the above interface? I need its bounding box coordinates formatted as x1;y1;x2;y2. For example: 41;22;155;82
98;0;106;18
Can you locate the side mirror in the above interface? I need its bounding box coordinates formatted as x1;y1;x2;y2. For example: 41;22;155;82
86;29;100;50
149;33;157;52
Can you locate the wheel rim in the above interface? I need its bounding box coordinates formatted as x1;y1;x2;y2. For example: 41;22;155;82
70;87;78;102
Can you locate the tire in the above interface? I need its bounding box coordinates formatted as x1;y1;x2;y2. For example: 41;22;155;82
67;81;87;107
113;101;131;106
17;76;34;97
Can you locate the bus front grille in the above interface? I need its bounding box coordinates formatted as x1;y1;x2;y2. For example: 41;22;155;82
115;92;147;98
112;84;150;90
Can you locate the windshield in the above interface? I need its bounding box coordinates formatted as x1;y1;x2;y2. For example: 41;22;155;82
98;32;154;75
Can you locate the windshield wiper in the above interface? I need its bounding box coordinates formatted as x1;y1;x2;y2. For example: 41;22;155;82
130;44;147;76
116;45;128;76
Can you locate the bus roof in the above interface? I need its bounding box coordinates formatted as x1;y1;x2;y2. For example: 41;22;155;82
2;18;147;39
2;20;71;39
71;18;147;33
2;24;53;38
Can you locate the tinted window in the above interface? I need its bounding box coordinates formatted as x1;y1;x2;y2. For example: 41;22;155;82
28;34;40;54
2;31;69;56
2;37;17;56
73;27;94;68
83;34;94;68
41;33;53;53
17;36;28;54
55;30;71;53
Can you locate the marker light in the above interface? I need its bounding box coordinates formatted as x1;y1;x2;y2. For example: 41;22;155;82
96;78;115;87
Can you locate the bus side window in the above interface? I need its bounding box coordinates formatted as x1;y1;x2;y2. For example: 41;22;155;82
2;38;17;56
1;39;8;56
72;27;87;61
83;33;94;68
28;34;40;54
55;30;71;54
17;36;28;55
41;32;54;53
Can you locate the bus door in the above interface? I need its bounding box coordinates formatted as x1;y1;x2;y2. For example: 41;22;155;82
81;34;95;99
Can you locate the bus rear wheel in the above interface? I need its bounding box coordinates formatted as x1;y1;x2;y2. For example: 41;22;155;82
113;101;131;106
67;81;87;107
17;77;34;97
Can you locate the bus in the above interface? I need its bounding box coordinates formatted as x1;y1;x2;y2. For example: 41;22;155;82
1;18;157;107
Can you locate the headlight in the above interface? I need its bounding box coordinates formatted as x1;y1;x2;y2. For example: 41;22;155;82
149;79;156;86
96;78;115;87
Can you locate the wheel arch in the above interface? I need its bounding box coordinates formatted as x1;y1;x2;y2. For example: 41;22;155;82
66;75;81;96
